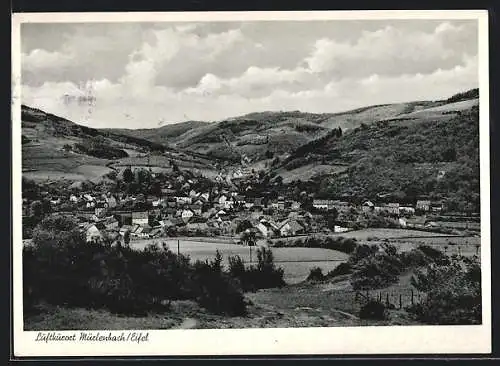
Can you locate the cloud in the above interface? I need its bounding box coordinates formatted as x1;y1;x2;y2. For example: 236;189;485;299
20;20;479;128
22;49;75;71
303;22;477;78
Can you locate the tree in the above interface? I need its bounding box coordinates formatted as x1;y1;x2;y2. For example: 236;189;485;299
30;200;43;218
236;220;253;234
240;230;257;247
123;230;131;247
123;167;134;183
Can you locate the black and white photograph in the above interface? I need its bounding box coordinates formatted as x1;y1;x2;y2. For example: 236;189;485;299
12;10;491;356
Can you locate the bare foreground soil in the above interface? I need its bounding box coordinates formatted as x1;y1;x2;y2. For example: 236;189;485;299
24;277;420;331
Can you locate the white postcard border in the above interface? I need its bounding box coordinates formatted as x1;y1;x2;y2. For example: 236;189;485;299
12;10;491;357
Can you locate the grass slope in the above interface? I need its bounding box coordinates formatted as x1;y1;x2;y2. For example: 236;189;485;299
21;105;221;181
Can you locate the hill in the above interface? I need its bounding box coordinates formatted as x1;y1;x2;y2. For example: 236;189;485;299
107;120;209;145
274;89;480;211
21;105;221;182
104;89;479;167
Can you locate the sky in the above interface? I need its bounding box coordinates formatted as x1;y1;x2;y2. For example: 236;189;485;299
20;19;479;129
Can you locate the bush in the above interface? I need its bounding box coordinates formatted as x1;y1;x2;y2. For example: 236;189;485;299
227;248;285;291
417;245;450;265
359;300;388;320
350;246;404;290
399;248;431;268
189;260;247;316
326;262;352;278
306;267;325;282
406;257;481;325
24;218;248;317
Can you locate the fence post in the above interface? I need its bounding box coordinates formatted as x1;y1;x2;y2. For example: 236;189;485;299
411;289;414;305
399;294;402;309
386;293;390;306
177;239;180;256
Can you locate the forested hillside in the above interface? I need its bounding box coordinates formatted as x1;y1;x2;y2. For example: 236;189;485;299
280;103;480;212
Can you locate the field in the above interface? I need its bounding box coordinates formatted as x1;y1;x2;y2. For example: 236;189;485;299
129;238;349;284
270;228;481;257
276;163;348;183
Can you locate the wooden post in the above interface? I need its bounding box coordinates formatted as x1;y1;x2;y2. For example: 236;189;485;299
177;239;180;256
249;245;252;263
399;294;402;309
411;289;414;305
386;293;390;306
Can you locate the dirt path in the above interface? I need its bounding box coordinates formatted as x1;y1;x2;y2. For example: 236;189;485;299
177;317;199;329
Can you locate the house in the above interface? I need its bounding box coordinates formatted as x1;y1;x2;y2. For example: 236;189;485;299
279;219;304;237
103;216;119;230
171;217;185;227
69;194;79;203
249;197;262;207
291;201;301;211
244;201;255;209
430;202;444;212
163;207;177;218
406;216;427;228
234;195;246;204
85;224;103;243
386;203;400;215
218;195;228;205
135;225;152;238
216;209;226;217
132;211;149;225
333;201;351;212
200;192;210;202
312;199;335;210
362;201;375;213
333;225;350;233
83;194;94;202
399;206;416;216
399;217;407;228
175;196;192;205
161;188;176;196
189;204;202;215
50;198;61;206
256;219;280;238
189;189;200;198
159;219;174;228
152;199;163;207
181;209;194;222
94;202;107;218
187;222;210;231
149;228;163;238
119;225;133;236
106;195;118;209
416;200;431;212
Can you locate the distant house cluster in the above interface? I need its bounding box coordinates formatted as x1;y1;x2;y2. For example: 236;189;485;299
22;164;478;246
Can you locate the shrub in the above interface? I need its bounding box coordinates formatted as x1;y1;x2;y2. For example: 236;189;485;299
326;262;352;278
189;260;247;316
24;218;248;317
417;245;450;265
306;267;325;282
406;257;481;325
399;248;431;268
359;300;388;320
351;247;404;290
227;248;285;291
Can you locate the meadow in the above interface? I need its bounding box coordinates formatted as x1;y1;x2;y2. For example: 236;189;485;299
129;238;349;284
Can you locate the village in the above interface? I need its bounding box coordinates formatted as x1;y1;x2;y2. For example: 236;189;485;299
22;164;481;245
